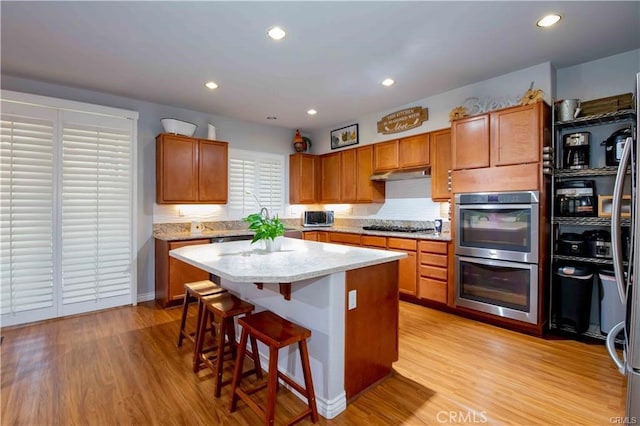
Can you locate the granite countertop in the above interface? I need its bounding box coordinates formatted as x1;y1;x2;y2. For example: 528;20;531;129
169;237;407;283
155;226;452;242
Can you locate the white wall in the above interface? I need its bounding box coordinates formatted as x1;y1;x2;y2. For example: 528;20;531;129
556;49;640;101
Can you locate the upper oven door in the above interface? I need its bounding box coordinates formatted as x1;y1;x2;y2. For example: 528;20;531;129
455;202;539;263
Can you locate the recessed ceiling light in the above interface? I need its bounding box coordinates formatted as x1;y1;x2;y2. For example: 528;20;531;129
381;78;395;87
267;26;286;40
307;109;317;115
266;116;277;120
205;81;218;90
536;14;561;27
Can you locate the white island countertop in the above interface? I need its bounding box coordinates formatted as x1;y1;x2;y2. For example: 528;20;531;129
169;237;406;283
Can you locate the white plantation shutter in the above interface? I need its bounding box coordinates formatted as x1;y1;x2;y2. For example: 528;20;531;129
1;91;137;326
228;149;284;217
228;158;255;212
0;102;57;324
60;111;133;315
258;158;283;214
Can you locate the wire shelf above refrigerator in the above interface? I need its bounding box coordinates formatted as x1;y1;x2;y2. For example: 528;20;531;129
554;109;636;129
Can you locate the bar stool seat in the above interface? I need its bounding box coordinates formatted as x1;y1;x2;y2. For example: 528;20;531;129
177;280;227;348
230;310;318;425
194;292;263;398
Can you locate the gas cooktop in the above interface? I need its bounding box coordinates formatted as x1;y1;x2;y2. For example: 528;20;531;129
362;225;435;233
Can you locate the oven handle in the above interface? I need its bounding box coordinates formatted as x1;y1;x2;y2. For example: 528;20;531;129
457;255;536;270
457;204;535;210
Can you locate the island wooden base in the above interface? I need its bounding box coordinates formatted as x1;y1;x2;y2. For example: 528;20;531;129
345;261;399;399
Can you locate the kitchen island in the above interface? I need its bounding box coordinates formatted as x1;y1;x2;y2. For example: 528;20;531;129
170;237;406;419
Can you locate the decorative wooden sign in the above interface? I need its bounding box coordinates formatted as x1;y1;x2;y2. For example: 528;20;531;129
377;107;428;134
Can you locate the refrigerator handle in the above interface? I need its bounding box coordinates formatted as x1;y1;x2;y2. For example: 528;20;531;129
611;136;632;304
606;321;626;375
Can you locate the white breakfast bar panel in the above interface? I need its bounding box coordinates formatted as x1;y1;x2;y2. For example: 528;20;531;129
169;237;405;419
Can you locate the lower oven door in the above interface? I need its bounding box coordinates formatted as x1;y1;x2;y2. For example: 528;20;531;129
455;256;538;324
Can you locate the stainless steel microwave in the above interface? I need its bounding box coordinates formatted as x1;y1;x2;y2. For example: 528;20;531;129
303;210;334;227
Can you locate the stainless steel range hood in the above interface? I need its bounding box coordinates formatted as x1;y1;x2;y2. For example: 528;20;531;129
370;167;431;181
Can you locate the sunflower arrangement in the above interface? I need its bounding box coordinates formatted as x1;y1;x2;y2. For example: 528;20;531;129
448;106;468;121
521;88;544;105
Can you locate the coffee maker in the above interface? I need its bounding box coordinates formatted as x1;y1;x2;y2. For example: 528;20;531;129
563;132;590;169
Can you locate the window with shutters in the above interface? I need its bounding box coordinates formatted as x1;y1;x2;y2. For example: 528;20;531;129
228;148;284;218
1;91;138;326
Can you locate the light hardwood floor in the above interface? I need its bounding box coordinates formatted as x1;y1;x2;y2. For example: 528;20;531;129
1;301;626;425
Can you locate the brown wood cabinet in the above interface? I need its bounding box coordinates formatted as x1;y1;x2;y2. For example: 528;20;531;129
328;232;361;246
451;114;490;170
430;128;452;201
320;152;341;203
418;240;448;304
349;146;385;203
155;238;210;308
289;153;318;204
387;237;417;296
451;102;550;193
398;133;430;169
156;134;228;204
373;133;430;172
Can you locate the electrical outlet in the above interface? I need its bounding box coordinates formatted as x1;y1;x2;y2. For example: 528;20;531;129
290;206;301;216
190;221;204;234
348;290;357;310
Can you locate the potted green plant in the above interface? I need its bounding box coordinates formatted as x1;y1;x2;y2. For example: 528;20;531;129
243;209;285;251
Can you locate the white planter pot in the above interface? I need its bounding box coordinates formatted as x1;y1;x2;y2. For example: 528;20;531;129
264;237;283;252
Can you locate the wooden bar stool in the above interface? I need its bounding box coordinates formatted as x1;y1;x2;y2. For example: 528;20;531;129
230;310;318;425
177;280;227;348
194;292;263;398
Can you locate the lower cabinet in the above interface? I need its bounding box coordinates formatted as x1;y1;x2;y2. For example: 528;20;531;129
418;240;449;304
308;231;451;304
387;238;417;296
155;238;210;308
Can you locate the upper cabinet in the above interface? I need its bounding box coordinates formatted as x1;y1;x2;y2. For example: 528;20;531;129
320;151;342;203
373;133;430;172
451;102;550;193
451;115;490;170
430;128;452;201
156;133;228;204
290;153;319;204
354;146;385;203
292;146;384;205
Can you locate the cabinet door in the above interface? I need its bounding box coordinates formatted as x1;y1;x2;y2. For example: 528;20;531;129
303;231;318;241
490;103;541;167
320;152;342;202
290;154;317;204
167;239;210;305
373;140;399;172
317;231;329;242
356;146;385;203
157;134;197;203
340;149;357;202
198;140;228;203
452;114;490;170
399;133;429;169
430;128;452;201
398;252;417;296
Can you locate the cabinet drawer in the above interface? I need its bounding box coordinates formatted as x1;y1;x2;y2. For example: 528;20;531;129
419;252;447;267
419;240;448;254
329;232;361;245
387;237;416;251
361;235;386;248
303;231;318;241
419;278;447;304
419;265;447;281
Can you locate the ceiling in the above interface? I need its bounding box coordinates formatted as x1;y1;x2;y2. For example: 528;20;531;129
2;1;639;130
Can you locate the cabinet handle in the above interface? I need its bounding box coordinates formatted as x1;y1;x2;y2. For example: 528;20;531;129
447;170;452;191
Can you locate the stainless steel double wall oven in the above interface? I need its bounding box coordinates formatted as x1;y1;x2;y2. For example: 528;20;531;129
454;191;540;324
